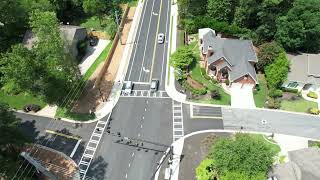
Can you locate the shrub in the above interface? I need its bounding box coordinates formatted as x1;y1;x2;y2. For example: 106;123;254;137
1;82;21;95
307;91;318;99
196;159;217;180
308;108;319;115
282;87;298;93
182;81;207;95
211;90;221;100
268;89;283;98
267;97;281;109
225;79;230;86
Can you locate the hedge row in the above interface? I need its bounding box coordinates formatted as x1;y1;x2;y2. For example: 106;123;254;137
282;87;299;93
182;80;207;95
180;16;255;40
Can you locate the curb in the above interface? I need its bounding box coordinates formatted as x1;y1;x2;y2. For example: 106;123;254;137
155;129;319;180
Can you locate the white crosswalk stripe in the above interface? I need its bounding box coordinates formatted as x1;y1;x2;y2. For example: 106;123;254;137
78;116;110;180
120;90;170;98
172;100;184;142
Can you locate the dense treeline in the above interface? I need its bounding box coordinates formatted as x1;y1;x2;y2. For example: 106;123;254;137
178;0;320;53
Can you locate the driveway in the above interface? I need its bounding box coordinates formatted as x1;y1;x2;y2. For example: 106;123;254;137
78;39;110;75
230;83;255;109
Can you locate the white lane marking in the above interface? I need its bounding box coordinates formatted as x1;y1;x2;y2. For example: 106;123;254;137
127;0;150;80
132;152;135;157
138;0;157;82
70;139;82;158
141;124;143;128
160;0;170;86
145;108;147;111
142;116;145;119
138;133;141;137
129;163;131;167
125;173;128;179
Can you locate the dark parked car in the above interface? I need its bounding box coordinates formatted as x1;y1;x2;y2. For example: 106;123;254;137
89;36;99;46
23;104;41;113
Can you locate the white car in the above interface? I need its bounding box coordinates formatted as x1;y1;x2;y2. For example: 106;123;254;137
124;81;133;94
158;33;165;44
150;79;159;92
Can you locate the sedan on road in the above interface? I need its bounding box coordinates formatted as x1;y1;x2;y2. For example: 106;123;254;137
150;79;159;92
157;33;165;44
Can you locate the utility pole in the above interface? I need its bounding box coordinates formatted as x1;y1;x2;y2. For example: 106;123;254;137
115;10;123;45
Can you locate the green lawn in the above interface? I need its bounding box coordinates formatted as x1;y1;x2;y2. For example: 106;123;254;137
189;52;231;105
249;134;281;154
280;99;318;113
55;107;95;121
80;16;106;31
83;40;113;80
0;91;46;110
254;74;268;108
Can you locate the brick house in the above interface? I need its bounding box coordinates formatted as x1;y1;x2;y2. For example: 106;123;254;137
198;28;258;88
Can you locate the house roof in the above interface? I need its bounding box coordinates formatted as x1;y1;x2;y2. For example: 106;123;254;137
199;28;258;83
268;162;301;180
22;25;87;56
287;53;320;84
269;147;320;180
288;147;320;180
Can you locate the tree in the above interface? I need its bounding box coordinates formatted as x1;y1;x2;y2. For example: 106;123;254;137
265;52;290;89
233;0;260;29
29;10;81;104
177;0;207;18
208;133;276;176
207;0;235;22
0;0;28;53
50;0;85;23
106;17;118;39
83;0;106;20
170;45;195;80
275;0;320;52
257;41;284;71
0;102;31;178
220;171;265;180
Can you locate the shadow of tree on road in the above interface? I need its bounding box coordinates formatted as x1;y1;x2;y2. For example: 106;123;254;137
86;156;108;180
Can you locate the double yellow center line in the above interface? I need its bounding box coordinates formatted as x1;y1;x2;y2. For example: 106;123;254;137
149;0;163;83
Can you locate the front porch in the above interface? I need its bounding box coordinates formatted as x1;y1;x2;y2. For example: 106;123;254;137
208;65;229;83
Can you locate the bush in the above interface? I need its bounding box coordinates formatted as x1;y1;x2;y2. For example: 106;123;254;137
211;90;221;100
267;97;281;109
182;81;207;95
1;82;21;95
282;87;298;93
225;79;230;86
308;108;319;115
106;18;117;39
196;159;217;180
268;89;283;98
307;91;318;99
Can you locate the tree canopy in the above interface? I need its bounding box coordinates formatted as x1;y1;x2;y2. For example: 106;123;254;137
275;0;320;52
0;10;81;104
208;133;276;177
257;41;285;71
170;45;195;80
265;52;290;90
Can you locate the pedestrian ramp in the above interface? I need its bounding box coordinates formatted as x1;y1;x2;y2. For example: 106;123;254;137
172;100;184;142
78;115;110;180
190;105;222;119
120;90;169;98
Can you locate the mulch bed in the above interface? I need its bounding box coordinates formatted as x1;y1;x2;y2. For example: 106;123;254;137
187;76;204;89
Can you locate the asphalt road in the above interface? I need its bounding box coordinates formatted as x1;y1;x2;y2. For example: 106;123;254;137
88;98;172;180
223;108;320;139
125;0;170;90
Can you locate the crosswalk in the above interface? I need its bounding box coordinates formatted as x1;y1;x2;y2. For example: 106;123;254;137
78;115;110;180
120;90;169;98
172;100;184;142
190;104;222;119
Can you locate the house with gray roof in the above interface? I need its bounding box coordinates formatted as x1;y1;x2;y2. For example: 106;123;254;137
22;25;87;59
268;147;320;180
282;53;320;91
198;28;258;87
